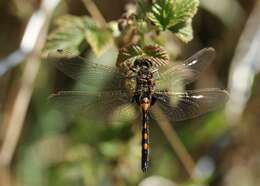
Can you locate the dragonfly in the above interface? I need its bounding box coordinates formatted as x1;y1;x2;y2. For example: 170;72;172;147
47;47;229;172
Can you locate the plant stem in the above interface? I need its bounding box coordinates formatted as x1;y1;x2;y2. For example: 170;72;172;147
0;0;58;166
152;105;196;178
82;0;107;27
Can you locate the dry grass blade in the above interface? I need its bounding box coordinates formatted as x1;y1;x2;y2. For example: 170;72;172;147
82;0;107;27
152;105;196;178
0;167;12;186
0;0;60;167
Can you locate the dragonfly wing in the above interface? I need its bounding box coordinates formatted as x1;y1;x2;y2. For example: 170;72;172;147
47;50;125;90
157;48;216;90
49;90;133;120
153;88;229;122
183;47;216;74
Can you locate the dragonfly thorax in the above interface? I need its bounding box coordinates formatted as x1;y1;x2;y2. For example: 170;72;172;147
132;59;156;105
122;59;157;100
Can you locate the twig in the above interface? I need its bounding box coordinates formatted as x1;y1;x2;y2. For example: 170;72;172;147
0;0;61;167
0;0;61;76
81;0;117;48
0;167;12;186
152;105;196;178
82;0;107;27
0;51;43;166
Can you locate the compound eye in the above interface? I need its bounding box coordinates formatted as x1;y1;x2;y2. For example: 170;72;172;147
143;59;153;68
134;59;141;67
143;61;149;67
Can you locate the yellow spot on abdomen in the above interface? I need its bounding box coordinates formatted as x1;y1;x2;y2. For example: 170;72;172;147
141;98;151;111
143;143;148;150
144;133;148;140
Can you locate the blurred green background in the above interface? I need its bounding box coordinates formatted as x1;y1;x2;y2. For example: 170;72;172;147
1;0;260;186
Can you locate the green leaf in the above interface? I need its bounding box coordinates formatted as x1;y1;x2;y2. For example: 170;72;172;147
42;15;86;58
147;0;175;31
146;0;199;42
83;18;113;56
42;15;113;57
116;44;169;67
172;0;199;24
136;0;154;18
116;45;143;66
143;45;169;65
171;20;193;43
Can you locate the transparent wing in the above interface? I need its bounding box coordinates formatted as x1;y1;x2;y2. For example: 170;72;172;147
157;48;216;90
46;49;125;90
49;90;134;120
153;88;229;122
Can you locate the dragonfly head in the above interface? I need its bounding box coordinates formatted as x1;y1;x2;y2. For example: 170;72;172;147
134;59;153;69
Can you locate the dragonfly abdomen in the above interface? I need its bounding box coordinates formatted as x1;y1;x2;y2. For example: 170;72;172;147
140;97;151;172
142;111;149;172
